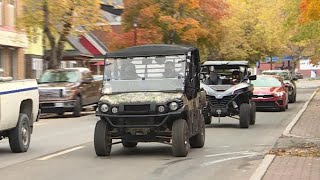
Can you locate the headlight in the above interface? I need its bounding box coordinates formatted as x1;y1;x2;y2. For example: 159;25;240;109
274;92;284;97
169;102;179;111
111;107;118;114
158;106;165;113
100;104;109;113
63;89;75;97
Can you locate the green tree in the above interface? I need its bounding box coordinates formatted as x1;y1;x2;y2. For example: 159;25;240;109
19;0;107;69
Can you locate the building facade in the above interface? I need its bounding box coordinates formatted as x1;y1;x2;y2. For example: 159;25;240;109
0;0;28;79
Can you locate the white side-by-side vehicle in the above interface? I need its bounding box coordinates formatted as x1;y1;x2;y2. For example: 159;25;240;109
0;77;40;153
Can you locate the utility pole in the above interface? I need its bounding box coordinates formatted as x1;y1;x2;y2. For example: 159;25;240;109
133;18;138;46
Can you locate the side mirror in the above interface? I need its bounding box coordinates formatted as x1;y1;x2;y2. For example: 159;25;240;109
249;75;257;80
200;73;205;80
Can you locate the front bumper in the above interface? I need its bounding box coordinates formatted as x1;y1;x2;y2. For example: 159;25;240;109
40;100;76;113
252;96;286;108
96;111;182;128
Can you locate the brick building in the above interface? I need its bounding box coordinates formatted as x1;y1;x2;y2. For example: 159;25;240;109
0;0;28;79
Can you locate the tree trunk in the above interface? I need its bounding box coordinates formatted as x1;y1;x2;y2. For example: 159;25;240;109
47;47;59;69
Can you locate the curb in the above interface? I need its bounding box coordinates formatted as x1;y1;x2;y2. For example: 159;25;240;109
249;88;319;180
249;155;275;180
282;88;319;137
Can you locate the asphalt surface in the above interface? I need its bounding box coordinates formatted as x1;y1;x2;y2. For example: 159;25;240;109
0;88;316;180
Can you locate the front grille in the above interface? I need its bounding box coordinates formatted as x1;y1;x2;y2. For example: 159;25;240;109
255;101;276;107
253;95;274;98
40;103;55;108
124;105;150;112
39;89;63;99
207;95;235;108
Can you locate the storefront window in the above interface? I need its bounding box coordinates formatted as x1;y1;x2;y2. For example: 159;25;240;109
0;0;3;26
8;0;16;27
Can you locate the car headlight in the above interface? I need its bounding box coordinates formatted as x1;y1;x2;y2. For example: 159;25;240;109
63;89;75;97
111;107;118;114
158;106;166;113
169;102;179;111
100;104;109;113
274;92;284;97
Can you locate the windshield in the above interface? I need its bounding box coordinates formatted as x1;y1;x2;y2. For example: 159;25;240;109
251;76;281;87
38;70;80;83
102;55;187;94
201;65;246;85
262;71;290;80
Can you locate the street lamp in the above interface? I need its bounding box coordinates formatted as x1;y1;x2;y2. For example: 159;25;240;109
133;18;138;46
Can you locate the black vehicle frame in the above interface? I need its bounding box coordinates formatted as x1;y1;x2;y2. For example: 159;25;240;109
94;44;207;157
201;61;257;128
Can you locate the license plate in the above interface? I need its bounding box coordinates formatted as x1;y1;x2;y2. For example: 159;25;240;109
55;103;64;107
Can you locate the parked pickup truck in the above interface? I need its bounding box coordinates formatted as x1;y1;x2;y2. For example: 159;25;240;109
0;77;40;153
38;68;102;117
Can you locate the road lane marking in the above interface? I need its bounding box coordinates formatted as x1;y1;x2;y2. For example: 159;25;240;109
249;155;275;180
202;153;259;167
37;146;85;161
205;151;250;158
34;123;48;126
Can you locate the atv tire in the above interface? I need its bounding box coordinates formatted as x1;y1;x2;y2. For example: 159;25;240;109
239;103;250;128
190;116;205;148
94;120;112;156
172;119;190;157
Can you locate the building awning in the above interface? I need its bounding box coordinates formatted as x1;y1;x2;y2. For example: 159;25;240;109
93;61;105;66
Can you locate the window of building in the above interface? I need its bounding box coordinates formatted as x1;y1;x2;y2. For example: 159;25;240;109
0;48;3;77
7;0;16;27
9;49;17;79
0;0;3;26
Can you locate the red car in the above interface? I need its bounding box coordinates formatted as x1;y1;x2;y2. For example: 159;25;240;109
251;75;289;111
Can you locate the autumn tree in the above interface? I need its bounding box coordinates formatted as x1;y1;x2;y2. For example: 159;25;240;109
19;0;107;69
111;0;227;61
217;0;286;64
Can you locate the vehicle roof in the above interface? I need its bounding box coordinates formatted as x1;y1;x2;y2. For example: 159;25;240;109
262;70;290;73
46;67;90;73
202;61;249;66
106;44;197;58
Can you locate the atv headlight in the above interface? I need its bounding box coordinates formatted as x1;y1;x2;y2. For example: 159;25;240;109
100;104;109;113
274;92;284;97
169;102;179;111
63;89;76;97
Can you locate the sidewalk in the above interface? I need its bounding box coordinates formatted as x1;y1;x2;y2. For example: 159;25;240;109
295;79;320;89
263;89;320;180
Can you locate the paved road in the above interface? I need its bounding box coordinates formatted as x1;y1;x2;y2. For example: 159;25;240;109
0;88;316;180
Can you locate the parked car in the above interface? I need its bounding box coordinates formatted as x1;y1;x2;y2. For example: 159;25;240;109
295;72;304;79
201;61;257;128
0;77;40;153
94;44;206;157
38;68;102;117
261;70;297;103
251;75;289;111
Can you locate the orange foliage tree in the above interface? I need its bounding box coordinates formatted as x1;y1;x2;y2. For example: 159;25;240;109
300;0;320;23
110;0;227;59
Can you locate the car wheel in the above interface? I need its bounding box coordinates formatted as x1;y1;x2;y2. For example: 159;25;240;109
172;119;190;157
57;111;64;116
94;120;112;156
239;103;250;128
122;141;138;148
9;113;31;153
73;96;82;117
250;102;256;125
204;115;212;124
190;116;205;148
279;107;286;111
286;103;288;109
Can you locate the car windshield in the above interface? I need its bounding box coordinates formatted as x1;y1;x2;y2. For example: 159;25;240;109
251;76;282;87
38;70;80;83
102;55;187;94
262;71;290;80
201;65;246;85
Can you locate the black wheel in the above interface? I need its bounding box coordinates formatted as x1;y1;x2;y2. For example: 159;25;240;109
293;92;297;102
122;141;138;148
279;106;286;111
250;102;256;125
204;115;212;125
73;96;82;117
190;116;205;148
172;119;190;157
286;102;288;109
289;92;296;103
94;120;112;156
239;103;250;128
9;113;31;153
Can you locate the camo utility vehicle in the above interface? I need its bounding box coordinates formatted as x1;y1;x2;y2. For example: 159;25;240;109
94;44;206;157
201;61;257;128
